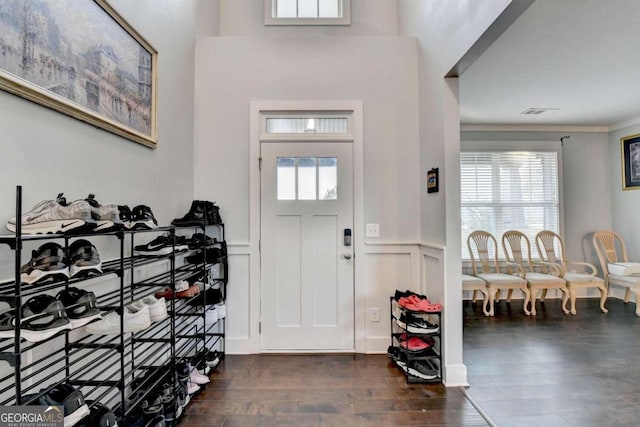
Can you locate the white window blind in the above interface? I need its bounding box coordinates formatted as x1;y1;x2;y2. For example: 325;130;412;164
461;151;559;259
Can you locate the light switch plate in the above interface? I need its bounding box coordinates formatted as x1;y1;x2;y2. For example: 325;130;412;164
366;223;380;237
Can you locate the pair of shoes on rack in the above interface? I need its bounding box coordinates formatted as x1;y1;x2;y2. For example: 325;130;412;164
171;200;222;227
134;233;189;256
397;291;442;312
395;313;439;334
387;345;439;380
118;205;158;230
192;348;221;374
21;240;102;284
185;247;223;265
398;333;436;355
24;383;91;427
155;281;200;300
187;232;217;249
84;296;167;335
0;289;102;343
187;287;222;307
6;193;96;235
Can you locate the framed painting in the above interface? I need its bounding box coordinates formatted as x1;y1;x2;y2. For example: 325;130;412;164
0;0;157;148
621;133;640;190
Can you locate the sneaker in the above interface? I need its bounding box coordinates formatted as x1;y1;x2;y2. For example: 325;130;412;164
204;306;218;325
395;313;439;334
57;287;102;329
188;364;210;385
25;384;90;427
78;402;118;427
171;201;221;227
134;234;188;256
187;288;222;307
215;302;226;319
68;239;102;278
144;415;166;427
192;349;220;371
84;194;123;232
405;359;439;380
7;193;94;234
186;381;200;395
129;205;158;230
118;205;132;228
20;242;70;284
187;233;217;249
399;335;435;353
84;303;151;335
185;247;222;265
0;295;72;342
132;296;168;322
154;283;200;300
394;289;428;302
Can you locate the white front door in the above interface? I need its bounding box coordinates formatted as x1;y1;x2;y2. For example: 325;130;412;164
260;142;354;351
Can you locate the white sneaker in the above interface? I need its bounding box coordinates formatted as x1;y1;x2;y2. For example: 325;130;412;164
188;364;210;385
133;296;168;322
205;307;218;325
85;304;151;335
215;303;226;319
187;381;200;395
6;194;92;234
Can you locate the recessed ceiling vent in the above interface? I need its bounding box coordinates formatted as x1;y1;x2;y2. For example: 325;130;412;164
520;108;560;115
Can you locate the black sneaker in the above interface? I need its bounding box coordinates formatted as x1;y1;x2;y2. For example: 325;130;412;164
192;348;221;371
394;289;428;302
20;242;70;284
78;402;118;427
129;205;158;230
0;295;72;342
187;288;223;307
185;247;222;265
405;359;439;380
171;201;208;227
68;239;102;278
57;287;102;329
395;313;439;334
145;415;166;427
25;384;90;427
187;233;217;249
118;205;132;228
134;233;188;256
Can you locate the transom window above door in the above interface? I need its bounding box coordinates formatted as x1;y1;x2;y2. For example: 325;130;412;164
277;157;337;200
265;0;351;26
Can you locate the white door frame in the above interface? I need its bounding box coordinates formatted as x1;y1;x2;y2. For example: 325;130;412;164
249;101;365;353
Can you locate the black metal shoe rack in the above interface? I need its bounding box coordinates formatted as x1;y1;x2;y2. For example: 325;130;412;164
0;186;228;425
389;297;442;384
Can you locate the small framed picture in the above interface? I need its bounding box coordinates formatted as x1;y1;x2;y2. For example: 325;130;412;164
621;134;640;190
427;168;439;193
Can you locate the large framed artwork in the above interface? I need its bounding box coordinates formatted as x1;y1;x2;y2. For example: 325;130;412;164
621;133;640;190
0;0;157;148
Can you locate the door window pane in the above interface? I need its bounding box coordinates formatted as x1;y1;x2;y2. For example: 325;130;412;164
266;117;348;134
319;0;340;17
277;157;296;200
318;157;337;200
276;0;297;17
298;158;317;200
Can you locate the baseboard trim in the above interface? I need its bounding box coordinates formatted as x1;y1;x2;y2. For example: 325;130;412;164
444;363;469;387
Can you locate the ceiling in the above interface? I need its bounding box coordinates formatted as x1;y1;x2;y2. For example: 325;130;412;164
459;0;640;128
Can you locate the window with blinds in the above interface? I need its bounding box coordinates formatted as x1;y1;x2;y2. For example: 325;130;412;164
461;151;559;259
265;0;350;25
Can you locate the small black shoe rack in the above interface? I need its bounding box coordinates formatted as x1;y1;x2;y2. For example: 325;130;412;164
0;186;228;425
389;296;442;383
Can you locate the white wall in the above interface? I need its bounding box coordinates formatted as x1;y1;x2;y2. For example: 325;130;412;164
397;0;513;386
609;124;640;260
220;0;397;36
194;36;421;353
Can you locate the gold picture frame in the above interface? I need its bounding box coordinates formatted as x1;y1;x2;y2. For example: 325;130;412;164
621;133;640;190
0;0;157;148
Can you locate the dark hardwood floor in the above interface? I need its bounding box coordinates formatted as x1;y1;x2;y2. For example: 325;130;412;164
464;297;640;427
180;354;486;426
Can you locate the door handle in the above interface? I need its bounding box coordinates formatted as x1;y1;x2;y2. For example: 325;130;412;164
342;253;352;260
